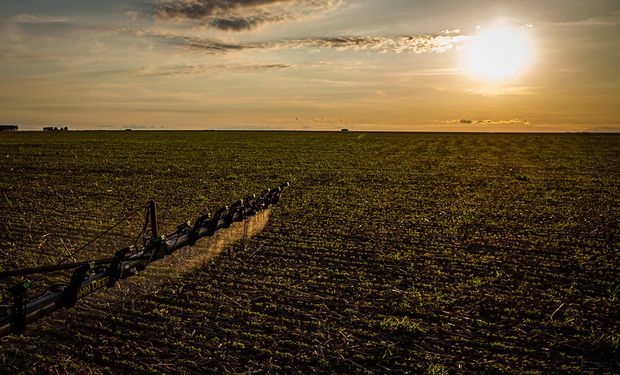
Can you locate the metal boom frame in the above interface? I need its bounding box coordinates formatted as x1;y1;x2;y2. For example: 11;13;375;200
0;183;289;337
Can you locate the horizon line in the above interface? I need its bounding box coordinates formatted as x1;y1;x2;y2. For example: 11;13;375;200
3;129;619;135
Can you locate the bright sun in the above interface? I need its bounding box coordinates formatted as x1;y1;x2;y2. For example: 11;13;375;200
464;24;534;82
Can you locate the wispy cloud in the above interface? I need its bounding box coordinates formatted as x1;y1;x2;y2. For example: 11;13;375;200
0;14;101;62
137;63;294;76
271;35;467;53
542;11;620;27
155;0;343;31
11;14;71;24
146;31;467;54
466;86;543;96
134;60;369;77
447;118;531;125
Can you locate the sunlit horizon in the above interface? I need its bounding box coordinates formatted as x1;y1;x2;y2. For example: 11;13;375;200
0;1;618;132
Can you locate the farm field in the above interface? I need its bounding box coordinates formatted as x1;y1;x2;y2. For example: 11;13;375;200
0;131;618;373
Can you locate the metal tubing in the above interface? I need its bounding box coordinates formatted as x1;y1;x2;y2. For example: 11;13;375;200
0;183;289;337
149;200;158;238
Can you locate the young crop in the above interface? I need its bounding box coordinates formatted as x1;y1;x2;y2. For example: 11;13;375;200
0;132;618;373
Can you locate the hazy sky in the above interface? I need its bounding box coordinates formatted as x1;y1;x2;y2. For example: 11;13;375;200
0;0;618;131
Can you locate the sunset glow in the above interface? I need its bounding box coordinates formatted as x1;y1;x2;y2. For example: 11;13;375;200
464;24;534;82
0;1;618;132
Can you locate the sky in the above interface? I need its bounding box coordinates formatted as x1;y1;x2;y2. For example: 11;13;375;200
0;0;618;132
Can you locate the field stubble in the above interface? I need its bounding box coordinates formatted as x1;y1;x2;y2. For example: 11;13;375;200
0;131;618;374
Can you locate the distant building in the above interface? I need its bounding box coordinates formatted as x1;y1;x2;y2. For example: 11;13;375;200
43;126;69;132
0;125;18;132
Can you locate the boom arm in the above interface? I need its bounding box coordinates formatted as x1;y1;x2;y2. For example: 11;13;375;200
0;183;289;337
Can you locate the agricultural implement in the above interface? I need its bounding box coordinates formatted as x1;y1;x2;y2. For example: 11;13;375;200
0;183;289;337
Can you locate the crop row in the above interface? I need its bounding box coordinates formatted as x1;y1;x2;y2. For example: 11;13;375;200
0;132;618;373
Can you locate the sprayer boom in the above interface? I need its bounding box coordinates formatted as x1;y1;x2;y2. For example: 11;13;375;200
0;183;289;337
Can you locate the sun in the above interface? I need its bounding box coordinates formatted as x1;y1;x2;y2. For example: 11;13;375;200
463;23;534;82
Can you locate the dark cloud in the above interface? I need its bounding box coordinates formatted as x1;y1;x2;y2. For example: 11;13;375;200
156;0;290;20
207;14;284;31
155;0;341;31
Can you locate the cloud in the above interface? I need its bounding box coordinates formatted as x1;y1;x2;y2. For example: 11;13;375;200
279;35;467;53
155;0;342;31
147;31;467;54
206;14;285;31
137;63;293;76
133;59;365;77
118;124;166;130
125;11;141;21
466;86;542;96
156;0;289;20
11;14;71;24
0;15;110;62
541;10;620;27
160;34;250;53
292;116;344;124
449;118;530;126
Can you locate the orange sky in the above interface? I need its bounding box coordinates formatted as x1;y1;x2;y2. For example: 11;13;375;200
0;1;619;132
